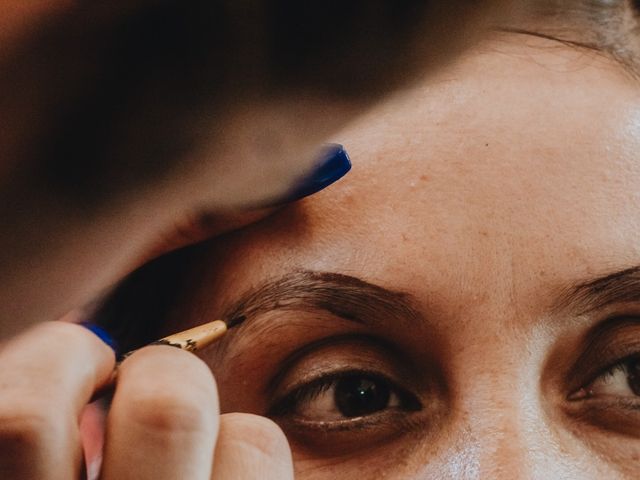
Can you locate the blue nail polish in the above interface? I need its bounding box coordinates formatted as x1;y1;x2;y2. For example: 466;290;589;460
285;144;351;202
80;323;118;354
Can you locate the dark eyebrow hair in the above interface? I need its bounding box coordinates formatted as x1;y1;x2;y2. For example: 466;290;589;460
222;270;422;331
555;266;640;315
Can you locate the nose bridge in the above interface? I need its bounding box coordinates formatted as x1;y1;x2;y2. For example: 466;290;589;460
410;307;622;479
461;399;583;480
421;236;574;479
449;314;552;480
479;410;549;479
462;362;539;478
420;356;589;480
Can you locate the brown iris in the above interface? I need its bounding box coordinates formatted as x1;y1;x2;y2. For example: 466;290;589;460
334;376;392;418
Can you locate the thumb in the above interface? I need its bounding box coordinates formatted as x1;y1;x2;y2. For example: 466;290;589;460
212;413;294;480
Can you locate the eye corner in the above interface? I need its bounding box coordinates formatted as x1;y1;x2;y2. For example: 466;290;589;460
567;387;592;402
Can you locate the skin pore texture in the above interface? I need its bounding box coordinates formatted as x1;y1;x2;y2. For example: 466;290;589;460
154;34;640;478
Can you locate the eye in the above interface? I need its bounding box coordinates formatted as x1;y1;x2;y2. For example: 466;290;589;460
269;371;422;424
333;376;396;418
571;356;640;400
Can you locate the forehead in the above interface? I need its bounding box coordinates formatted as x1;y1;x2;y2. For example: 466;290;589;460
210;38;640;314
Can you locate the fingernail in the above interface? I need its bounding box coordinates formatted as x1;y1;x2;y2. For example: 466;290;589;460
80;323;118;354
284;144;351;203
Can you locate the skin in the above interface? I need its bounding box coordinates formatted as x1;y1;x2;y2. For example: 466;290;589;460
146;34;640;478
0;1;515;477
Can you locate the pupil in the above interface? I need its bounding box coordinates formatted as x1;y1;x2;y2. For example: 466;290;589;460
334;376;391;418
628;359;640;396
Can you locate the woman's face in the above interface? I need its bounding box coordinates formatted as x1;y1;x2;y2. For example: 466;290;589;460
168;36;640;478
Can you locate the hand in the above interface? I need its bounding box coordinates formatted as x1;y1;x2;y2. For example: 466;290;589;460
140;207;279;267
0;322;293;479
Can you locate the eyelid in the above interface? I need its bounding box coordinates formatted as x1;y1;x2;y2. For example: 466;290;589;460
264;333;410;397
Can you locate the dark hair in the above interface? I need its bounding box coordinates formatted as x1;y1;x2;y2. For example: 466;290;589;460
504;0;640;77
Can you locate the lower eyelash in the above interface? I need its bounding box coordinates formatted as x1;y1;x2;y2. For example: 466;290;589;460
279;409;409;433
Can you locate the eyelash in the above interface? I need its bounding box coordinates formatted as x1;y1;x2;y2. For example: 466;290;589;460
602;359;635;378
598;353;640;383
570;353;640;402
267;369;422;419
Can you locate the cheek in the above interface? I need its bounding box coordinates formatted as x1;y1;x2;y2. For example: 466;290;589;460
289;441;435;480
286;413;631;480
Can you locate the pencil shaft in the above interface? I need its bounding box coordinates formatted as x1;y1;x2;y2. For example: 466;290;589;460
120;320;228;360
152;320;228;353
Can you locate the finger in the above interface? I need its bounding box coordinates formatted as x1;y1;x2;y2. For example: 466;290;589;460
0;1;72;58
101;346;219;480
79;402;108;480
0;321;115;479
212;413;294;480
138;142;351;266
140;207;278;264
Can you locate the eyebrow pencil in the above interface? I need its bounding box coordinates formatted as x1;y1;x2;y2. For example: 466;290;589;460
84;316;246;400
119;315;247;360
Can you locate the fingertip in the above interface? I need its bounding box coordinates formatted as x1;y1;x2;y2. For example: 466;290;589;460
79;323;118;355
25;321;117;367
216;413;293;476
122;344;217;385
220;413;290;456
115;345;220;428
103;345;221;479
278;144;351;204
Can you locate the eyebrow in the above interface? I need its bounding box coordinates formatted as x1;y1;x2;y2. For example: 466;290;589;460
223;266;640;331
555;265;640;315
221;270;422;332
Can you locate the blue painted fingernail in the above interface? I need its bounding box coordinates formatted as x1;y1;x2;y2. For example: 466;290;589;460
284;144;351;202
80;323;118;353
